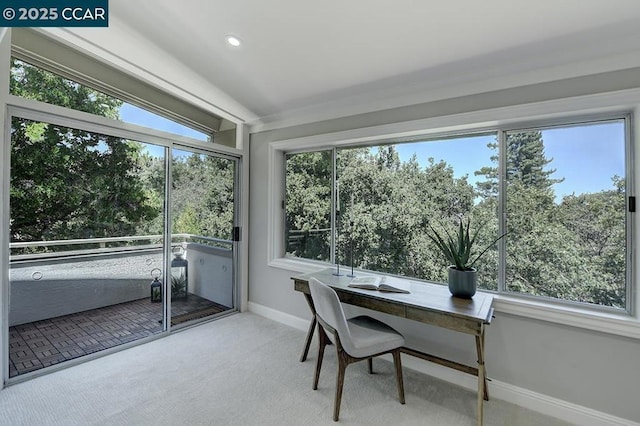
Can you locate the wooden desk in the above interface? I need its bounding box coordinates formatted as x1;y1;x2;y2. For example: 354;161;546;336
292;268;494;426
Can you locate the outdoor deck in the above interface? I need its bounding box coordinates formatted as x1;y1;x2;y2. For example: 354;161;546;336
9;295;229;378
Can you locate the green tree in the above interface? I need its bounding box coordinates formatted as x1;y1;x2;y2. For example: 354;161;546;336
9;59;159;244
474;138;499;199
174;204;201;235
476;130;625;308
284;130;626;309
337;146;478;283
170;153;235;241
506;131;563;190
135;153;166;235
285;151;333;260
10;59;120;119
475;131;563;198
553;176;626;307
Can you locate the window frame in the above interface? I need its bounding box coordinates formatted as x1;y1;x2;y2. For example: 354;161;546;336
10;28;243;149
4;92;246;384
497;116;633;314
267;89;640;339
9;55;214;143
283;116;632;312
0;30;249;385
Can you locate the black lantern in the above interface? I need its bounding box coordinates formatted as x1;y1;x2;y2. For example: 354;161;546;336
171;245;188;299
150;268;162;303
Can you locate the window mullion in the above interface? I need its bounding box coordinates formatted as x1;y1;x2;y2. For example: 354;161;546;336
331;147;338;266
498;130;507;294
625;114;635;315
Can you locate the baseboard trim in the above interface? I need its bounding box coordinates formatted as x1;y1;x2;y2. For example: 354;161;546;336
249;302;639;426
397;354;639;426
248;301;309;332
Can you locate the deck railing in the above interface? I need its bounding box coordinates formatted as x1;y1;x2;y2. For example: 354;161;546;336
10;233;232;262
8;234;234;326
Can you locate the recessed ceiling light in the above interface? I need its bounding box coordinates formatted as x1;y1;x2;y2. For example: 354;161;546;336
226;36;241;47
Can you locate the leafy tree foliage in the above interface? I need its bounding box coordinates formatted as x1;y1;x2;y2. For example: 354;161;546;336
10;59;120;119
10;60;158;244
475;131;563;198
553;176;626;306
10;59;236;254
474;138;499;199
287;130;627;309
506;131;564;191
285;151;332;261
500;132;624;308
170;153;235;241
337;146;478;282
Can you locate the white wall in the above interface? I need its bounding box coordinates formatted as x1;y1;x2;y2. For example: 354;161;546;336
249;68;640;424
7;246;235;326
8;251;163;326
187;244;233;308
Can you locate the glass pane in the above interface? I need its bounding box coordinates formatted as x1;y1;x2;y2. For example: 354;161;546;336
505;122;626;308
10;58;210;141
9;117;166;378
285;151;332;262
169;148;236;326
119;103;210;141
336;135;498;288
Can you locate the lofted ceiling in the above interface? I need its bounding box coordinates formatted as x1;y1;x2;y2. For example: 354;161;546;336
106;0;640;130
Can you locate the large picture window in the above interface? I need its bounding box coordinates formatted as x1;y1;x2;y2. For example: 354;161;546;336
283;117;631;310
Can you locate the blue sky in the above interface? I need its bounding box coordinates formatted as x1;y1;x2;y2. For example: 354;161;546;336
542;122;625;197
119;104;208;158
393;121;625;201
119;104;207;140
122;101;625;201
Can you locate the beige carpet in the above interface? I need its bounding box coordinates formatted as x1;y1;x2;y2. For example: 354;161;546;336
0;313;574;426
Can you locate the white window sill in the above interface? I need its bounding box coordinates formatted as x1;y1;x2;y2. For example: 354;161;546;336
269;256;329;275
493;296;640;339
269;256;640;340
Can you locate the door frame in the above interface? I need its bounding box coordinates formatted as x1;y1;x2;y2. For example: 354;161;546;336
2;96;245;385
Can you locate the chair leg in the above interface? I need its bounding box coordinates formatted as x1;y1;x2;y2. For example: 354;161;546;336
392;350;405;404
313;325;328;390
367;357;373;374
334;351;348;422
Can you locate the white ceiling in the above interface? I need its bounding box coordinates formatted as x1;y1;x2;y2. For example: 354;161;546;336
108;0;640;130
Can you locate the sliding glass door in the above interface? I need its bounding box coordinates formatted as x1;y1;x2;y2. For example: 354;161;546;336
7;115;239;380
8;117;167;378
169;147;237;327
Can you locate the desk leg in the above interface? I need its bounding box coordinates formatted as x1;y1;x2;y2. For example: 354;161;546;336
476;325;488;426
300;293;317;362
475;329;489;401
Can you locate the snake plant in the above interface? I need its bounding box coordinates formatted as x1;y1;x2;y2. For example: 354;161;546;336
428;219;506;271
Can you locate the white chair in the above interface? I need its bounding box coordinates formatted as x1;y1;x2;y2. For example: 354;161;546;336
308;277;406;421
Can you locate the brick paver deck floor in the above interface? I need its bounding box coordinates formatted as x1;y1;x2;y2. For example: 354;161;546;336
9;295;230;378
